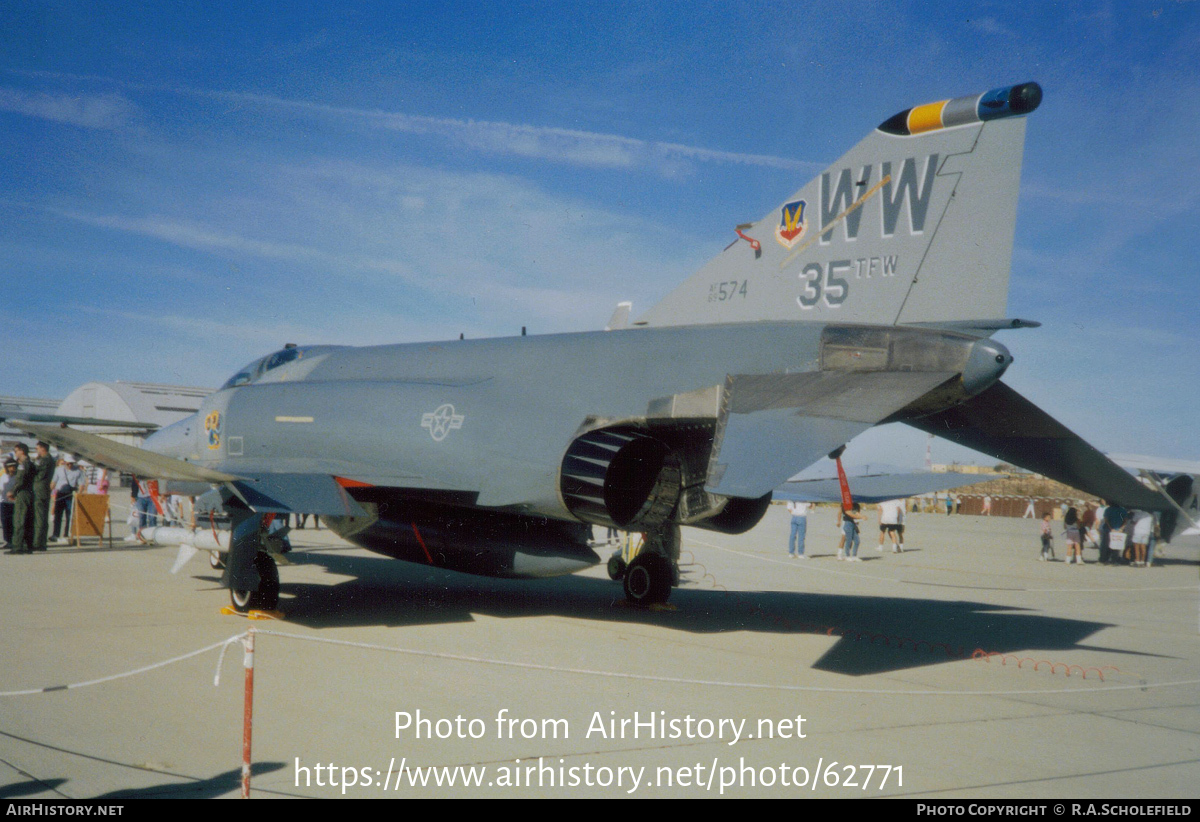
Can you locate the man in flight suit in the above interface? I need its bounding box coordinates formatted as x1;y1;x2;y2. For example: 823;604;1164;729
6;444;34;554
31;441;54;552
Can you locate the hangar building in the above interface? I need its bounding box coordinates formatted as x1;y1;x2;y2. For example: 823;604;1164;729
0;395;62;450
55;382;213;447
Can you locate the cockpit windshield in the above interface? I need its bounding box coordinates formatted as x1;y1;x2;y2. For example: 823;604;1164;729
221;364;258;390
220;345;336;390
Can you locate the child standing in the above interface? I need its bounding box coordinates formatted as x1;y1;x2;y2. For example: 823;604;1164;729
1040;512;1054;561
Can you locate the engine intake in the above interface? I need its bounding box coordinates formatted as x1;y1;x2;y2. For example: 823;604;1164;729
560;427;682;530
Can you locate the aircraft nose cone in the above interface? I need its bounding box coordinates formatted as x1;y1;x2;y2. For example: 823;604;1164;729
961;338;1013;396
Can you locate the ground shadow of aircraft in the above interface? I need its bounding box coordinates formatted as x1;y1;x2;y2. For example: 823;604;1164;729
88;762;288;799
0;778;68;799
36;543;174;557
0;726;292;799
191;550;1168;678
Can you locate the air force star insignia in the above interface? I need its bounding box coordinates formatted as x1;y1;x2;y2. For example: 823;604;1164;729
421;403;465;442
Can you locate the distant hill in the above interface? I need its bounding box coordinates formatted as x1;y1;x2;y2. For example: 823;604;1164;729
956;474;1097;501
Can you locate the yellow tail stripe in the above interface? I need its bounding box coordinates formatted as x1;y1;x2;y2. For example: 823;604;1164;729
907;100;948;134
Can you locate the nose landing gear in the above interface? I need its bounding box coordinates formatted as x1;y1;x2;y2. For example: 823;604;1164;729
230;552;280;613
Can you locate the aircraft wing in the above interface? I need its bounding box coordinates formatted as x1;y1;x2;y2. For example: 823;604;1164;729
900;382;1166;511
11;421;369;518
0;411;158;429
1108;453;1200;475
776;471;997;504
11;421;238;483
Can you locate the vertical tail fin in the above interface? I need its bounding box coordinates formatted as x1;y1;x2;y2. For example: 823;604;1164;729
636;83;1042;328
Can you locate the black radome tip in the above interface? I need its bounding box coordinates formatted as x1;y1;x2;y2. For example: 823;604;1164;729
1009;82;1043;114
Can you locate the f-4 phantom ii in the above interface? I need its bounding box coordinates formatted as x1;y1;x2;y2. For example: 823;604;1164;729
13;82;1195;611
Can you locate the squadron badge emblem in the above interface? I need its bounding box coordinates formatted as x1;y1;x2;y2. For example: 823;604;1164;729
775;199;807;249
205;410;222;450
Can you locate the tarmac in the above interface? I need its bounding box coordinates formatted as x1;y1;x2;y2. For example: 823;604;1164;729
0;505;1196;799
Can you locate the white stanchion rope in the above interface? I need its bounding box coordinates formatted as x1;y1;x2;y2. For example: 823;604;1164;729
4;628;1195;698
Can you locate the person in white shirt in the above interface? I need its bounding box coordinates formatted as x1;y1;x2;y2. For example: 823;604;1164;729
0;459;15;547
786;500;810;558
1130;510;1153;567
51;456;84;542
877;498;906;553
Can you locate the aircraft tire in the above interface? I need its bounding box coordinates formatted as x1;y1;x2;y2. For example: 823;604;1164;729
230;553;280;613
607;553;627;581
623;554;671;605
209;550;226;570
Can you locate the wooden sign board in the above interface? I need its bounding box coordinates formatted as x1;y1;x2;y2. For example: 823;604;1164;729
72;494;110;542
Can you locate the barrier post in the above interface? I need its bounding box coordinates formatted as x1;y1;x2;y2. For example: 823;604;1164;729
242;629;255;798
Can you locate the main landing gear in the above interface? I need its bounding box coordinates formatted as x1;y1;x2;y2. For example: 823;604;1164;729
611;525;680;606
622;553;673;605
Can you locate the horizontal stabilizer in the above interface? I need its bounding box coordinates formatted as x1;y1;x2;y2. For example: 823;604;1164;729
1109;453;1200;475
903;318;1042;336
902;383;1167;511
11;421;237;483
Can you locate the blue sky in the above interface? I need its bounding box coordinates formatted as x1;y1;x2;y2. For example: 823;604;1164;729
2;1;1197;468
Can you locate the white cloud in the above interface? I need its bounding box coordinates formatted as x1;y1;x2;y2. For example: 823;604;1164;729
5;73;820;176
164;86;818;176
71;301;461;363
368;110;814;173
44;206;416;280
0;88;133;130
966;17;1014;37
34;154;700;333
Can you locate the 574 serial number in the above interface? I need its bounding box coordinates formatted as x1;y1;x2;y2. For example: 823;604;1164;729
708;280;748;302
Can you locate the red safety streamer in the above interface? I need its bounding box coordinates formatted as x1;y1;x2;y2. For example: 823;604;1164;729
835;456;854;512
147;480;164;518
410;523;434;564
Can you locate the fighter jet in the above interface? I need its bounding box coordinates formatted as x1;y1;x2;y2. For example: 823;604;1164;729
1107;454;1200;538
11;82;1187;611
775;471;997;506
